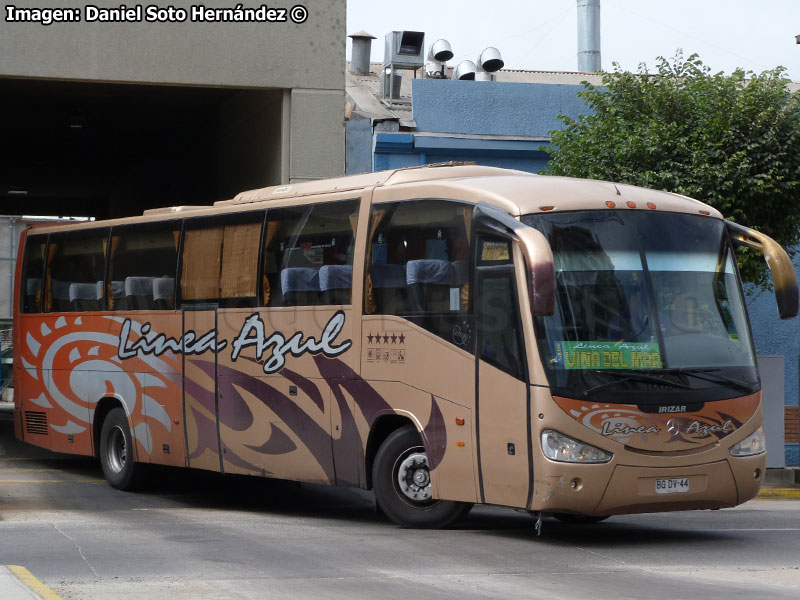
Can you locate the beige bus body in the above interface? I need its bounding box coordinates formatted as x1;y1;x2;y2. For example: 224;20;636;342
14;165;793;526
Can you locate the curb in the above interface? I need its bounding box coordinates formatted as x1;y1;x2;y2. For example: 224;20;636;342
2;565;63;600
757;487;800;499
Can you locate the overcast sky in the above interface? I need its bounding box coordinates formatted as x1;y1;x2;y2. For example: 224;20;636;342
346;0;800;79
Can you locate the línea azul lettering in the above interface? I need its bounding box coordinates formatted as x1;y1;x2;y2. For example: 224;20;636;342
117;312;352;373
117;320;227;359
231;311;352;373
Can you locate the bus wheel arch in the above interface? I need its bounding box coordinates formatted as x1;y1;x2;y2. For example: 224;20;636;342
365;413;421;490
93;397;125;459
371;423;471;528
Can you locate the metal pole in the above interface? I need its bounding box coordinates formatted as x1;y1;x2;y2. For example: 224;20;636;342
8;217;15;320
577;0;601;72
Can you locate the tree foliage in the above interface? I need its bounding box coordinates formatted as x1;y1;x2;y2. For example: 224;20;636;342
545;52;800;288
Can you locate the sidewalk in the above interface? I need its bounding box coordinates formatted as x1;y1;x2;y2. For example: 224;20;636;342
759;467;800;498
0;566;62;600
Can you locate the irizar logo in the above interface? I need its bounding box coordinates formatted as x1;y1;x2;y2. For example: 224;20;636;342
658;405;687;414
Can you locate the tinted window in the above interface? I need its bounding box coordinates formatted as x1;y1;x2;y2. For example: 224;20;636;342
476;236;525;380
366;200;472;316
263;200;359;307
365;199;473;348
20;235;47;313
182;212;264;307
109;221;180;310
45;229;109;312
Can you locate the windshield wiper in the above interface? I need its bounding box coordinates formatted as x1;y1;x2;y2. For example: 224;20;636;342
649;368;757;393
582;370;691;397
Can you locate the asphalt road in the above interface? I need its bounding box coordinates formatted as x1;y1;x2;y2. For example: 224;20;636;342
1;408;799;600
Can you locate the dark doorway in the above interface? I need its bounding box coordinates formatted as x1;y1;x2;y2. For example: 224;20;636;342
0;78;283;220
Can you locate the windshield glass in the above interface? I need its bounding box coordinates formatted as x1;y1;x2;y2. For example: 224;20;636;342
522;210;759;403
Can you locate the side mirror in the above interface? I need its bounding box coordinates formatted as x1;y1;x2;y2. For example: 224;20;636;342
473;202;555;316
726;221;798;319
516;227;556;316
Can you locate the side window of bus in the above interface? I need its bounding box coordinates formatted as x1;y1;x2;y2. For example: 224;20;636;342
263;199;359;307
108;222;180;310
476;236;526;380
365;199;473;346
181;212;264;307
44;229;109;313
20;235;47;313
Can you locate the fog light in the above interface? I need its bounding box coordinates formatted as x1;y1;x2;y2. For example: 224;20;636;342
754;469;761;479
570;478;583;491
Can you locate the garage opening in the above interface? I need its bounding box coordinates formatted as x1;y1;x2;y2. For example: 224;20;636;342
1;78;284;220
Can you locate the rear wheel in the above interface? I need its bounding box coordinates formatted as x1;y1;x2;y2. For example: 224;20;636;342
99;407;148;490
373;424;471;528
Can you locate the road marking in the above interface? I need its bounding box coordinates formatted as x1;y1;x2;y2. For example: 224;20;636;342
758;488;800;499
6;565;64;600
0;469;64;472
711;528;800;531
0;479;105;483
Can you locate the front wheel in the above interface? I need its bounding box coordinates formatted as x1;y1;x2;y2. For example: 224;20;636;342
99;407;149;490
372;425;471;528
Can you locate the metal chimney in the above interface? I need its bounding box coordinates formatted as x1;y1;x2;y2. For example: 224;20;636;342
577;0;601;72
349;30;376;75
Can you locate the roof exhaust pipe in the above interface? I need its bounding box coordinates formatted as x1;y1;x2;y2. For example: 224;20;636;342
348;30;376;75
577;0;601;72
454;60;477;80
426;39;453;78
475;47;504;81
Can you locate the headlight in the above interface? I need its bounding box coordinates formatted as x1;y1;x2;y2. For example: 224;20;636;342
729;427;766;457
541;429;612;463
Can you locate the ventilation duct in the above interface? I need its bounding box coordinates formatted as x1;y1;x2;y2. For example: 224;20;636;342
426;39;453;78
477;47;504;72
382;31;425;101
454;60;476;80
348;30;376;75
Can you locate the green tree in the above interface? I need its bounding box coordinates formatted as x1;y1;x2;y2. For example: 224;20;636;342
545;52;800;288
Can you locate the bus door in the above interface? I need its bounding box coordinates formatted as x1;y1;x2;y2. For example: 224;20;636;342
475;235;532;508
182;304;223;473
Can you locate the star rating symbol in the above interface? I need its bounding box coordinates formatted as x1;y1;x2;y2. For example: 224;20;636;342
375;333;381;344
398;333;405;344
367;332;374;343
383;333;390;344
391;333;397;344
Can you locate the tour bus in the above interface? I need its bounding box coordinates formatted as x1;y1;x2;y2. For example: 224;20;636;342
12;164;798;528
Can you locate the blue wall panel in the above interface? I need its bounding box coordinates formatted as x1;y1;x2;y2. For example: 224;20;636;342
345;119;373;175
746;253;800;466
411;79;590;137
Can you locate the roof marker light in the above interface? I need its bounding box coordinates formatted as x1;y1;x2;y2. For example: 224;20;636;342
647;202;657;210
539;205;555;211
699;210;711;215
626;201;637;208
605;201;616;208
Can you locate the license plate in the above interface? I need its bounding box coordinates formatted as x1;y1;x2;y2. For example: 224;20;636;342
655;477;690;494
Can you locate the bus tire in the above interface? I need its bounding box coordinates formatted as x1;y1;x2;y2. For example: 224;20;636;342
99;407;148;490
372;424;471;528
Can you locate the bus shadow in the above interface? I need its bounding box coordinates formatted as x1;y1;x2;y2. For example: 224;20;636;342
140;466;386;524
0;418;757;539
457;509;739;546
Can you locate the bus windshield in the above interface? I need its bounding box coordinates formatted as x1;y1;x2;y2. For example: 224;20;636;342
522;210;759;403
